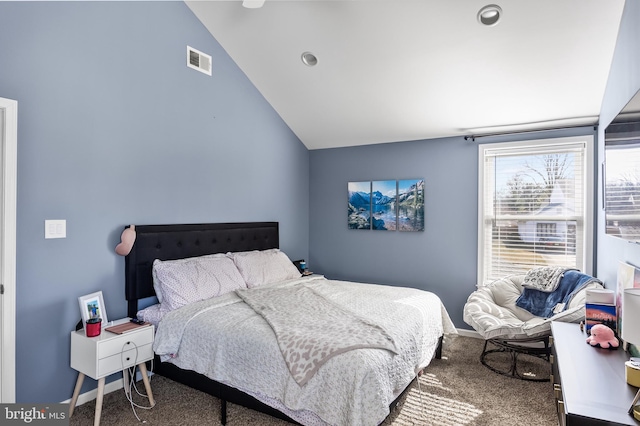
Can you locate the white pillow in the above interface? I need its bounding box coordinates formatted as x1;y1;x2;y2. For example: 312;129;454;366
152;253;230;302
136;303;167;326
152;254;247;312
229;249;301;288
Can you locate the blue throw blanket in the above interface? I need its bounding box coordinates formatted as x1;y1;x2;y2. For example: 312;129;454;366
515;270;602;318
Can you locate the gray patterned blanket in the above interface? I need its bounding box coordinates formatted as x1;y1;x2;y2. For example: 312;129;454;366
521;266;578;292
236;284;398;386
152;276;457;426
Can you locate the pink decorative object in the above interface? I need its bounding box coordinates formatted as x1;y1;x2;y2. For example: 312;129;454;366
115;225;136;256
586;324;619;349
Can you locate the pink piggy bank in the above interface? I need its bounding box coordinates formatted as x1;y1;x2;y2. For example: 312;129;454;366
586;324;619;349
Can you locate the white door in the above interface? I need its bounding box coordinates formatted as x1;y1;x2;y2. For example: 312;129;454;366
0;97;17;403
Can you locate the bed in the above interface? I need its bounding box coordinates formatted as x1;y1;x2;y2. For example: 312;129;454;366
125;222;456;425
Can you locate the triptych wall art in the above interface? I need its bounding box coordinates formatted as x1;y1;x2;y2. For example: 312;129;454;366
348;179;424;231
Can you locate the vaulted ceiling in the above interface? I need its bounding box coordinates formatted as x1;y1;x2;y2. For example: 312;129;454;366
187;0;626;150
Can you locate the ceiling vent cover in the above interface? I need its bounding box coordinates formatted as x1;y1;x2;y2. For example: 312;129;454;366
187;46;212;76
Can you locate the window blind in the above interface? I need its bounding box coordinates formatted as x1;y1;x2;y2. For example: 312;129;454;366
480;140;587;284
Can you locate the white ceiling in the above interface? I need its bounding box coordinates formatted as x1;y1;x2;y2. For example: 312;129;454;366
186;0;626;150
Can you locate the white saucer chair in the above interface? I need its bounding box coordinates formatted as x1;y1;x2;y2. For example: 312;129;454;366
463;273;604;381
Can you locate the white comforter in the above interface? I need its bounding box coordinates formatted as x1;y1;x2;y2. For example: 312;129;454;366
153;275;456;426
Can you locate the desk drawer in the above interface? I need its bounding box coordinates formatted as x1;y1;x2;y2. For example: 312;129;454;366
98;343;153;377
98;329;153;359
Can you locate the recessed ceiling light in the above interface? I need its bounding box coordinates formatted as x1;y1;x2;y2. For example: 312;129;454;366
477;4;502;26
301;52;318;67
242;0;265;9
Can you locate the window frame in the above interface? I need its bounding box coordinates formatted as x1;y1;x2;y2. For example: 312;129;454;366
477;135;595;286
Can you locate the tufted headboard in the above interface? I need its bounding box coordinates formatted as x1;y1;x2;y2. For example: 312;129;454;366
124;222;279;317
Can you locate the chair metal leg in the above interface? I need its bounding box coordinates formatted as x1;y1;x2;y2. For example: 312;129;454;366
480;336;551;382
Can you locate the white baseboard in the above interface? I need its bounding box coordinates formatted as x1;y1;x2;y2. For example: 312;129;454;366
62;378;124;406
62;370;152;406
455;328;482;339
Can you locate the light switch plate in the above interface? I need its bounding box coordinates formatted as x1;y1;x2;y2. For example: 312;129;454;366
45;220;66;239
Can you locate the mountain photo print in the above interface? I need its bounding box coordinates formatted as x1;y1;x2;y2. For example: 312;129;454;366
372;180;397;230
398;179;425;231
348;181;372;230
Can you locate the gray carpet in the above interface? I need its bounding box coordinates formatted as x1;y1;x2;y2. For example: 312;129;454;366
69;335;556;425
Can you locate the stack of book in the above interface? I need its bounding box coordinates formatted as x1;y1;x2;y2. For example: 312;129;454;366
585;288;617;334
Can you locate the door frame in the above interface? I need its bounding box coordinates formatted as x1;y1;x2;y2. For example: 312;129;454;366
0;97;17;403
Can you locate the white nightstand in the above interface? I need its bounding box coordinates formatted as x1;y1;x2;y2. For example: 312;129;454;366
69;318;155;426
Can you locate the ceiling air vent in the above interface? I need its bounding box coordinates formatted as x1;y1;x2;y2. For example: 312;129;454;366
187;46;212;76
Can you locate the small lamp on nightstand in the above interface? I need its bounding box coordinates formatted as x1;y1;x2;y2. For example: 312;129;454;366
622;288;640;419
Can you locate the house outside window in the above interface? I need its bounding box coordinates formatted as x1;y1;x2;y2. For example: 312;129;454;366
604;121;640;242
478;136;594;285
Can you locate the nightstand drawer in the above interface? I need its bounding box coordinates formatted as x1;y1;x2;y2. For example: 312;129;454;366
97;343;153;377
98;328;153;359
71;320;155;380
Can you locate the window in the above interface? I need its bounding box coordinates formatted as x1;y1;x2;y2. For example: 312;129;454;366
478;136;594;285
604;121;640;242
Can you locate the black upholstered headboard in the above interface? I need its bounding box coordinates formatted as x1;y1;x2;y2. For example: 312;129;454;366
124;222;279;317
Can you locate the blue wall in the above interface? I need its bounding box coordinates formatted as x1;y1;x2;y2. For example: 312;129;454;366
3;0;639;407
309;137;477;328
0;2;309;403
309;127;596;328
597;0;640;286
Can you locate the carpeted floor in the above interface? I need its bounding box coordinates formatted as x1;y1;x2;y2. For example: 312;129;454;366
69;335;557;426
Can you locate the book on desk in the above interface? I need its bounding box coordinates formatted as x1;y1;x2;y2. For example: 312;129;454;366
585;302;617;334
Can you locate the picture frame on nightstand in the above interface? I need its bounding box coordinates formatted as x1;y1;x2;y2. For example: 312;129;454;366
78;291;108;327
